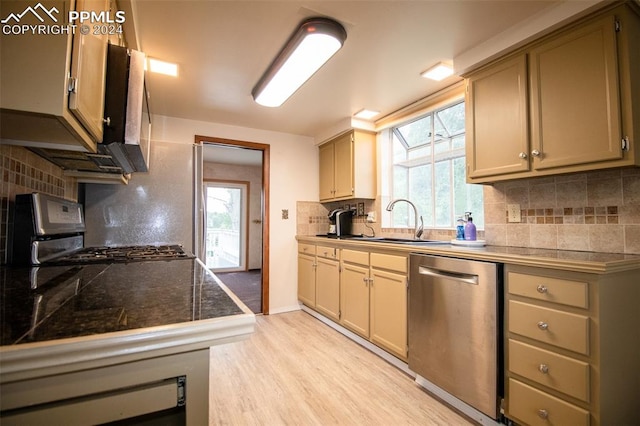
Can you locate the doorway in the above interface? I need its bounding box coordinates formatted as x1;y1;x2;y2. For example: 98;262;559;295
205;181;248;272
196;135;270;315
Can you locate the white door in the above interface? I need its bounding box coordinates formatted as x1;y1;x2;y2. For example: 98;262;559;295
205;182;248;272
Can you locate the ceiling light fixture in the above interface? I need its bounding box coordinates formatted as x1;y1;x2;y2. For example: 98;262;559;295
421;62;454;81
354;109;380;120
252;17;347;108
148;58;178;77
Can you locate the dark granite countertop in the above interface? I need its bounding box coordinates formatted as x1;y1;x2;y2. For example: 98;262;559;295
0;259;245;346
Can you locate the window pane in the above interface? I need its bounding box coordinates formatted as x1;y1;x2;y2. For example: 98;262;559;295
396;115;432;147
437;101;465;135
408;145;430;160
452;134;465;150
434;161;451;227
392;134;407;163
410;164;432;226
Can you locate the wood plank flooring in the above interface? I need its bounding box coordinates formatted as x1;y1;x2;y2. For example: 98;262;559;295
209;310;472;425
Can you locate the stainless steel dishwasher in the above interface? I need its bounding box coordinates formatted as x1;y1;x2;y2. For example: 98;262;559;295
409;253;503;421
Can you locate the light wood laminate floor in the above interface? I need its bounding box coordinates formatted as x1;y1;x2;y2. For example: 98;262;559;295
209;310;472;425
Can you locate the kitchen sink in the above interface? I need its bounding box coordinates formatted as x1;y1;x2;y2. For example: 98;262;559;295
347;236;449;246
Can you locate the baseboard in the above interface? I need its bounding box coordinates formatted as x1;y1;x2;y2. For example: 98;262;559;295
299;304;414;377
268;304;302;315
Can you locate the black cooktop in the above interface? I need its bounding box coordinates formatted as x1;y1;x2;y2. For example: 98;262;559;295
48;244;195;265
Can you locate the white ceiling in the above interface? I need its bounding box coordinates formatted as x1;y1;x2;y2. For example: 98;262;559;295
129;1;602;140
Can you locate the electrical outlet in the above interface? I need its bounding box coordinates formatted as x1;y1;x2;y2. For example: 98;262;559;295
281;209;288;220
366;211;376;223
507;204;521;223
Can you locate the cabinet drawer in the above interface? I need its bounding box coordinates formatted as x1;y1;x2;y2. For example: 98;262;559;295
509;301;589;355
509;272;588;308
508;379;589;426
316;245;339;260
298;243;316;255
509;339;589;402
370;253;407;273
342;249;369;266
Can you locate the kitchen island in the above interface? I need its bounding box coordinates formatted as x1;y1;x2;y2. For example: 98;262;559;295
0;258;256;425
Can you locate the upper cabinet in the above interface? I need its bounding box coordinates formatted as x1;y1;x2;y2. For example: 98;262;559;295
319;130;376;202
465;3;640;183
0;0;110;152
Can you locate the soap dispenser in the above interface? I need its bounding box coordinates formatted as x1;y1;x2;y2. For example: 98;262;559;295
464;212;477;241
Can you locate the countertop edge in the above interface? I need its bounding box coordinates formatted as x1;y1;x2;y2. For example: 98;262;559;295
296;236;640;274
0;313;256;384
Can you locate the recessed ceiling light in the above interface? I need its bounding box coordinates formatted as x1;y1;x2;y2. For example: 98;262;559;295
354;109;380;120
148;58;178;77
421;62;454;81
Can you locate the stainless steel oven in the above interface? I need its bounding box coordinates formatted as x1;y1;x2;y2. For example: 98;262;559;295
409;253;503;422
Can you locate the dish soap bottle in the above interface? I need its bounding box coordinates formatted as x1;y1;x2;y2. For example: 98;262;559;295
456;216;465;240
464;212;477;241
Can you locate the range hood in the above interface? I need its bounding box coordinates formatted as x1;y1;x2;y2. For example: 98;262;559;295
27;44;151;182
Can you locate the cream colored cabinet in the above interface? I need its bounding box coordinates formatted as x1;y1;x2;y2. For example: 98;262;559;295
0;0;109;152
318;130;376;202
340;249;408;360
465;4;640;183
505;265;640;426
297;243;316;307
315;246;340;321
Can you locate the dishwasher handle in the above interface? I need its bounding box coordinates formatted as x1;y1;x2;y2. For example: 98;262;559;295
418;265;478;285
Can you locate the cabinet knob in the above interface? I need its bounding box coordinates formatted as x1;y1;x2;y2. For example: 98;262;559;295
519;152;528;159
538;364;549;374
531;149;541;157
537;321;549;331
537;409;549;420
536;284;548;294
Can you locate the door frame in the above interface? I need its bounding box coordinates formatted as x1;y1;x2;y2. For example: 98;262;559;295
195;135;270;315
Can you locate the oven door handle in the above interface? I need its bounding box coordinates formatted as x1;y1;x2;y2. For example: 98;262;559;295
418;266;478;285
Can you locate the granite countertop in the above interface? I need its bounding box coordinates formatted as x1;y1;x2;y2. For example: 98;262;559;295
0;259;247;346
297;235;640;274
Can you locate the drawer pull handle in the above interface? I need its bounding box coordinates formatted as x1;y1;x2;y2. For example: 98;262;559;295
537;321;549;331
539;364;549;374
537;409;549;420
536;284;548;294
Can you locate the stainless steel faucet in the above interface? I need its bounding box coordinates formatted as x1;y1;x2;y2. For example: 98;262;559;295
386;198;423;240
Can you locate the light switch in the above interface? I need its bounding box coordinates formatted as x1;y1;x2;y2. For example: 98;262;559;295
507;204;521;223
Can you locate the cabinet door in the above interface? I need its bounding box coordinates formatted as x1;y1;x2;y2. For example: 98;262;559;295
297;253;316;307
466;54;530;179
315;257;340;321
341;262;370;338
68;0;109;143
529;14;622;170
333;132;354;199
370;268;407;359
319;143;335;201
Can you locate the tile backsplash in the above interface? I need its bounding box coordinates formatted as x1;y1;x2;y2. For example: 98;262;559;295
484;168;640;254
297;168;640;255
0;144;78;263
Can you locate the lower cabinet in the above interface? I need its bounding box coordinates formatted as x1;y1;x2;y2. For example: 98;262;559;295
504;265;640;426
339;249;408;360
297;243;408;360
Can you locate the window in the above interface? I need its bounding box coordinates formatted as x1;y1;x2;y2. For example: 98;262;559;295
383;100;484;229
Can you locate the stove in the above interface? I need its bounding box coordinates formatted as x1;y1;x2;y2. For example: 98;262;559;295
10;193;194;266
51;244;194;264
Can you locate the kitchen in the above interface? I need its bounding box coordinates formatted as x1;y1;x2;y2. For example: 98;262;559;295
2;0;640;425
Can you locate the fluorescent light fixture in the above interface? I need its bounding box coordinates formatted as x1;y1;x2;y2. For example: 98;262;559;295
148;58;178;77
421;62;454;81
354;109;380;120
252;17;347;107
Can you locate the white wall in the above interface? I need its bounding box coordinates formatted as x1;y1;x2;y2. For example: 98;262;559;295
151;115;319;313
